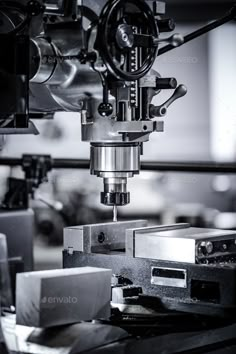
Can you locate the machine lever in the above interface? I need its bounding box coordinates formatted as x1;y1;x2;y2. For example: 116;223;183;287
153;33;184;47
158;4;236;56
149;85;187;118
133;33;184;49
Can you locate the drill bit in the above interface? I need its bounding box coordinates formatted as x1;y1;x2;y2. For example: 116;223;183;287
113;204;118;222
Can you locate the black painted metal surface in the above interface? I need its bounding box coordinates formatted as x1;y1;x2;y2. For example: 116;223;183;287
63;251;236;317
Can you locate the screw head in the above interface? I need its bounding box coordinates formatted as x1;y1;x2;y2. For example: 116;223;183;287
222;243;227;251
122;33;129;42
205;241;214;254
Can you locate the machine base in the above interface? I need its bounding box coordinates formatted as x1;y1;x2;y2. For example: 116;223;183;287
63;251;236;318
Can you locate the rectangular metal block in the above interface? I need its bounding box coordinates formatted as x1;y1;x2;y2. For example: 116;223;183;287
126;224;189;259
16;267;112;328
64;220;147;254
126;224;236;263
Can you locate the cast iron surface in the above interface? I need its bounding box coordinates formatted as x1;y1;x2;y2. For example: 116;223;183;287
63;251;236;317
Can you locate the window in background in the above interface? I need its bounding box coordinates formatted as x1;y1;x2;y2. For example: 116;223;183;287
144;24;211;162
209;23;236;162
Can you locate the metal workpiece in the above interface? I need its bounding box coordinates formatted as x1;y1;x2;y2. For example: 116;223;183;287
16;267;112;328
126;223;190;259
126;224;236;264
64;220;147;254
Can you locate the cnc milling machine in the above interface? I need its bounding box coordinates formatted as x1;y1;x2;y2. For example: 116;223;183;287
0;1;236;353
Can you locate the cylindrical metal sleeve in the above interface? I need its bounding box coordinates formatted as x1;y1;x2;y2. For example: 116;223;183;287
90;144;141;175
30;38;56;83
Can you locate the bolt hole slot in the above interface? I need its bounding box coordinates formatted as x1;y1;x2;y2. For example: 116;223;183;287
98;232;105;243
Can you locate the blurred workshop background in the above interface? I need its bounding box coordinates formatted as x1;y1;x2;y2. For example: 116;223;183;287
0;0;236;270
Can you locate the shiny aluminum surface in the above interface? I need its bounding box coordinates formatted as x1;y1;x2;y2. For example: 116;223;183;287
90;145;141;175
64;220;147;253
126;225;236;264
30;38;55;83
30;23;102;112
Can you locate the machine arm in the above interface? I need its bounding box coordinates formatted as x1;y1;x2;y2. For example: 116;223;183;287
158;4;236;56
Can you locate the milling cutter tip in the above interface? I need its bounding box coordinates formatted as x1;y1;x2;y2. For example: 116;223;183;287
113;205;118;222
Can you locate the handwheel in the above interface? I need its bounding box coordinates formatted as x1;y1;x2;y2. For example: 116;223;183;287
96;0;159;81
